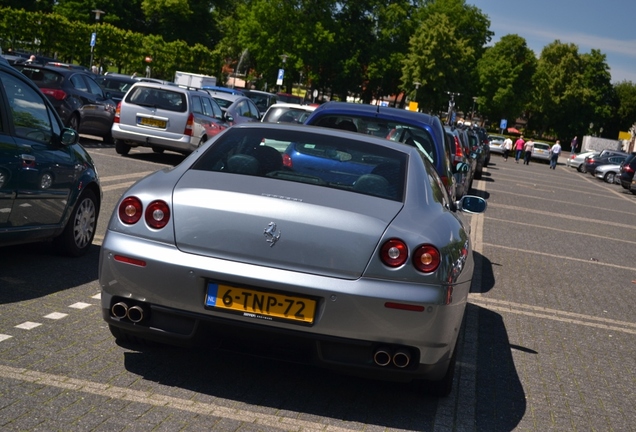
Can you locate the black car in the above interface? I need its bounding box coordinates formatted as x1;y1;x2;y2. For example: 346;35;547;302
14;64;116;142
94;73;139;103
473;127;491;166
583;152;628;176
0;60;102;256
465;128;487;179
618;153;636;190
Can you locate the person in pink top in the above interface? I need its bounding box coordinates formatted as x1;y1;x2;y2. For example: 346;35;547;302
514;135;525;163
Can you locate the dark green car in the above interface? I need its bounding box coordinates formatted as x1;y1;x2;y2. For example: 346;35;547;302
0;59;101;256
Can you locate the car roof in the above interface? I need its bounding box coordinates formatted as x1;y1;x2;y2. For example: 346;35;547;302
267;102;315;110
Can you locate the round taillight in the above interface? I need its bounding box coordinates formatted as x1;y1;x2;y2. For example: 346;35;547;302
282;153;293;168
413;244;441;273
145;200;170;229
380;239;408;267
118;197;143;225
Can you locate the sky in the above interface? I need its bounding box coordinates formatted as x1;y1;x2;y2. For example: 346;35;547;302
469;0;636;83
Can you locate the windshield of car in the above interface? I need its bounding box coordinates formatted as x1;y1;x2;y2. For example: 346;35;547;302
96;77;135;93
313;115;437;165
125;86;187;112
191;127;407;201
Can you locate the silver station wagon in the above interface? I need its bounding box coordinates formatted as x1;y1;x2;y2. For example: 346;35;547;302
112;82;229;156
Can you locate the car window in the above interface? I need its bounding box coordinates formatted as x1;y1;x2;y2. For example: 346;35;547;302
85;76;104;97
201;97;217;118
190;127;407;201
191;95;203;114
315;114;437;164
1;71;54;143
212;96;232;110
125;86;187;113
70;74;88;92
247;100;260;118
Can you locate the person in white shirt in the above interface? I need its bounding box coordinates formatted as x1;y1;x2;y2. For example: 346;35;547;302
502;137;513;161
523;139;534;165
549;140;562;169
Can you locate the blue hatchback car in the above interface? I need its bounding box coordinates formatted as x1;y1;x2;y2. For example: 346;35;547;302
304;102;457;201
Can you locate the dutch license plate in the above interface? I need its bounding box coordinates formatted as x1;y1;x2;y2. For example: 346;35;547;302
205;282;316;325
138;117;167;128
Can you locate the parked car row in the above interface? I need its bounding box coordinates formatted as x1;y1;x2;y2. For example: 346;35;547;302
567;148;636;194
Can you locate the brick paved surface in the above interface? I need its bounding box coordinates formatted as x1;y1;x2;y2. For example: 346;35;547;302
1;148;634;431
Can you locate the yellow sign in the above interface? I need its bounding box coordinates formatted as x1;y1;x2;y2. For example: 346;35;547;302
618;131;631;140
408;101;419;112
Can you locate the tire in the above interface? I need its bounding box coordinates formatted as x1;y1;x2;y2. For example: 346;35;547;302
576;164;582;172
580;164;587;173
67;113;80;133
115;139;131;155
53;189;98;257
604;172;616;184
152;146;165;154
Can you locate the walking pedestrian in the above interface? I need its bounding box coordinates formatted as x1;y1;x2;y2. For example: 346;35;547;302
502;137;512;161
549;140;562;169
514;135;525;163
570;136;578;155
523;138;534;165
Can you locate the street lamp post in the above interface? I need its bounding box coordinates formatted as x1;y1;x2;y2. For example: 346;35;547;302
89;9;105;73
471;96;477;120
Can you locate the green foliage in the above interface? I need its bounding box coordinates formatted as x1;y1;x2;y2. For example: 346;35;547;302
0;7;220;79
476;34;536;123
1;2;633;141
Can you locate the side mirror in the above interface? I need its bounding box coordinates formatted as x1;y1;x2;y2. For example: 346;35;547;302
456;195;487;214
61;128;79;145
224;113;234;124
454;162;469;174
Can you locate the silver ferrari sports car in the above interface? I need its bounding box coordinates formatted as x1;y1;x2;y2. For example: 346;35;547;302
99;123;486;396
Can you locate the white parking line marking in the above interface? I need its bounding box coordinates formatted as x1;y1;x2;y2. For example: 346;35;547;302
92;293;101;299
0;365;358;432
0;334;12;342
15;322;41;330
483;242;634;271
44;312;68;320
69;302;92;309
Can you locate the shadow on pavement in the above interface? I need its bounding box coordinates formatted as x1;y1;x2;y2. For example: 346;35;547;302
0;243;100;304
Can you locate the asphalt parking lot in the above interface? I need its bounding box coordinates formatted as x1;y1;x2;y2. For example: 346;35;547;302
0;145;634;431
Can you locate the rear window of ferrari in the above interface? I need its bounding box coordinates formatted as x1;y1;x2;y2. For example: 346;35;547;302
191;127;407;201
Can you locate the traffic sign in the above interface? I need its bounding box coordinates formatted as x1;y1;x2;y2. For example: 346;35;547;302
90;32;96;47
276;69;284;86
500;119;507;130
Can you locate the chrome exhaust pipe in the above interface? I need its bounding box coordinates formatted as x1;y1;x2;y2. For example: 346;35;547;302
392;350;411;368
111;302;128;319
373;347;392;367
126;305;145;323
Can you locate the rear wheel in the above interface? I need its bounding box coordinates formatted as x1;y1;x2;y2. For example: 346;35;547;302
152;146;165;154
604;172;616;183
53;189;98;256
115;139;131;155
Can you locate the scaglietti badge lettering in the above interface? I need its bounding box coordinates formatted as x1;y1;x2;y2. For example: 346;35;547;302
263;222;281;247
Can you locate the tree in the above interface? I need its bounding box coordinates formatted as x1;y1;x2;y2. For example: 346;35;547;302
528;41;613;141
612;81;636;133
475;34;536;126
401;12;475;114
